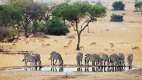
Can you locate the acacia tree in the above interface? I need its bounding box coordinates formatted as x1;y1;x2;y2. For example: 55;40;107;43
53;2;106;50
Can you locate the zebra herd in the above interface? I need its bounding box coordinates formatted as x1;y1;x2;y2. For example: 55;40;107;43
76;52;133;71
22;51;133;71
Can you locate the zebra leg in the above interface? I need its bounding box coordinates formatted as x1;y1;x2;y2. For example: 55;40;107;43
38;61;42;70
54;59;57;65
24;61;28;71
80;60;82;66
35;62;37;71
53;59;55;65
51;58;52;65
30;62;33;71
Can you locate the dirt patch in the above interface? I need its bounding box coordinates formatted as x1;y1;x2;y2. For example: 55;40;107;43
126;68;142;74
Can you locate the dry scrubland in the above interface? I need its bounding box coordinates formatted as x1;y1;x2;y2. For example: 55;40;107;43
0;0;142;80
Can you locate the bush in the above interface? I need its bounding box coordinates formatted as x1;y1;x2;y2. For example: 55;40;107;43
32;20;45;33
0;27;18;42
112;1;125;10
44;17;69;35
135;0;142;10
111;14;123;22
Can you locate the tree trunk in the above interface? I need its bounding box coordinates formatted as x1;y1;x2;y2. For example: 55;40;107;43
76;32;81;50
23;17;31;38
24;25;29;38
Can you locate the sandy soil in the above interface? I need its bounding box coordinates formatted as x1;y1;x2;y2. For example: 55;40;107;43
0;0;142;68
0;0;142;80
0;69;142;80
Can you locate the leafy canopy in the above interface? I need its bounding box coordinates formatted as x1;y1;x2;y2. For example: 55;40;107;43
52;2;106;22
0;4;23;27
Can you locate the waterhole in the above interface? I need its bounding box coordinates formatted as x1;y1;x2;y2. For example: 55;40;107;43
1;66;134;73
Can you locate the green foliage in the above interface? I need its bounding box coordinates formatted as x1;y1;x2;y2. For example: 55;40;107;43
52;3;69;17
135;0;142;8
73;2;91;14
32;20;46;33
63;4;80;21
13;2;47;21
111;14;123;22
52;2;106;22
0;4;23;41
11;1;49;37
44;17;69;35
0;4;23;27
89;3;106;17
112;1;125;10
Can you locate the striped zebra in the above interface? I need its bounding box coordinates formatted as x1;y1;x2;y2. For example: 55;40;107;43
22;52;42;71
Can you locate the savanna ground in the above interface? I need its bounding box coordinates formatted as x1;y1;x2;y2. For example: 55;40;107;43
0;0;142;80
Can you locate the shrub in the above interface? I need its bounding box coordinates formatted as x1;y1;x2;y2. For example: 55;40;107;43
112;1;125;10
32;20;45;33
0;27;18;42
111;14;123;22
135;0;142;10
44;17;69;35
0;4;23;42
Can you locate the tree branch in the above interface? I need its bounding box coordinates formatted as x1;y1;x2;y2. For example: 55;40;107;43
75;20;79;34
80;19;91;33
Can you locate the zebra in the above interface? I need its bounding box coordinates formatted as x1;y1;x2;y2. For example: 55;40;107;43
91;54;97;66
117;53;125;70
109;53;120;71
84;53;92;66
22;53;42;71
100;54;109;66
91;54;101;66
127;53;133;69
76;52;83;66
91;53;102;72
49;51;63;66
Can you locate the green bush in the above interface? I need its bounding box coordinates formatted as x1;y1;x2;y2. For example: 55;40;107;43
32;20;45;33
44;17;69;35
112;1;125;10
111;14;123;22
135;0;142;9
0;4;23;42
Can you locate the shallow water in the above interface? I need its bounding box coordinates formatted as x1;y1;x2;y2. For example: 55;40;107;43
2;66;133;73
41;66;131;73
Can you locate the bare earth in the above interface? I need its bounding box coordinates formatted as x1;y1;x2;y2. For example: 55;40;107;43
0;70;142;80
0;0;142;80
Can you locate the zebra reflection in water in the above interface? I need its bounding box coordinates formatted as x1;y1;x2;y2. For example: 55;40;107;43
76;66;125;72
50;66;64;72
